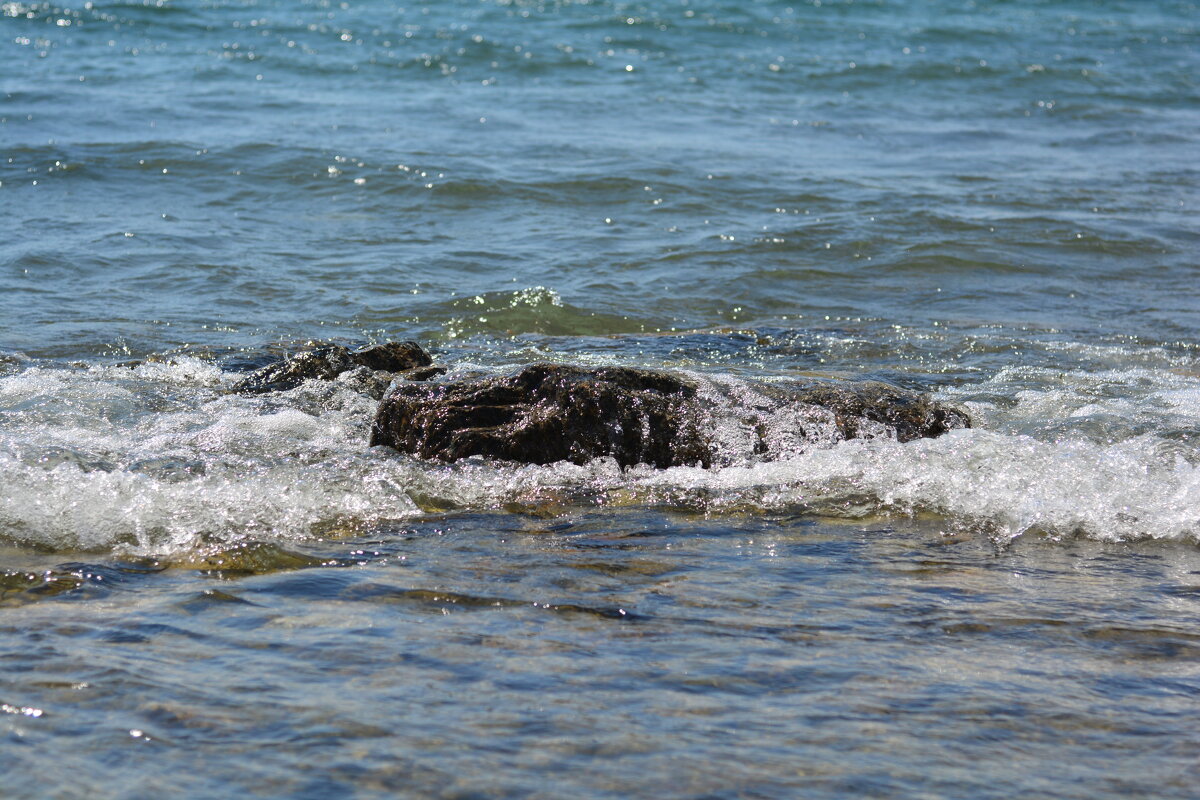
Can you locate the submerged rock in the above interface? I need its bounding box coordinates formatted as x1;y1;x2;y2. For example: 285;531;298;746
334;366;396;400
370;363;969;468
233;341;438;397
764;380;971;444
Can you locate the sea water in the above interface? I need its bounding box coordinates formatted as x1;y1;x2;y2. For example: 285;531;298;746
2;1;1199;797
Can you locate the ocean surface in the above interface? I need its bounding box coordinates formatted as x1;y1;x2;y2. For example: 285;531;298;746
2;0;1199;796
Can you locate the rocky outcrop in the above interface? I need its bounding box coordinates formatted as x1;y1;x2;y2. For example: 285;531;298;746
370;363;969;468
370;364;708;468
233;341;442;398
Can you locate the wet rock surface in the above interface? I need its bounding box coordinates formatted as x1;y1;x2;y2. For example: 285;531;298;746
233;341;436;397
764;381;971;444
348;342;435;373
371;364;709;469
371;364;970;468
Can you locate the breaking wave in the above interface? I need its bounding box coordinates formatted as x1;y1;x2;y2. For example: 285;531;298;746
0;355;1197;556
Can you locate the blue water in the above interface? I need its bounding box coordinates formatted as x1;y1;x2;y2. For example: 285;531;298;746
5;0;1197;354
2;1;1200;797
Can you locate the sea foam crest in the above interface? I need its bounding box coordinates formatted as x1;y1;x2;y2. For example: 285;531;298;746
624;430;1198;543
0;360;1197;554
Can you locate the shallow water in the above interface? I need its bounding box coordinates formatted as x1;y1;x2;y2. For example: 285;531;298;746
6;516;1200;798
2;0;1199;796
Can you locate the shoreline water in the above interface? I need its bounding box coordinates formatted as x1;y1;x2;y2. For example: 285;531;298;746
5;510;1200;798
1;327;1198;559
3;0;1198;794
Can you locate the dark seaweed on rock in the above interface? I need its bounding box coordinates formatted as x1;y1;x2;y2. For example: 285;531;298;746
232;341;437;396
370;364;970;469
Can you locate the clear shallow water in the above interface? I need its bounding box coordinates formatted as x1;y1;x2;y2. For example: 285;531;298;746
2;0;1199;797
6;519;1200;798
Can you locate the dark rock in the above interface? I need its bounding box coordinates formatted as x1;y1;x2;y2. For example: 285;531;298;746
370;363;970;469
350;341;433;372
233;341;435;394
781;381;971;444
233;346;356;393
399;365;448;382
371;364;709;468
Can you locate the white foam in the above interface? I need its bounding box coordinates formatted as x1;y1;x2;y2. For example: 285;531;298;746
1;359;1198;554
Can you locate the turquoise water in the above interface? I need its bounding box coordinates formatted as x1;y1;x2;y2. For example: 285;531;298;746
2;1;1199;796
